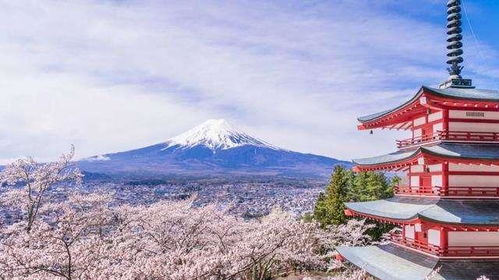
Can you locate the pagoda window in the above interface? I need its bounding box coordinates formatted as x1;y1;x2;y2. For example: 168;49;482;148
413;116;426;127
428;111;443;122
414;223;422;232
413;128;422;138
411;165;424;173
433;122;443;133
410;176;419;187
427;229;441;247
428;164;442;172
431;175;442;187
404;225;415;239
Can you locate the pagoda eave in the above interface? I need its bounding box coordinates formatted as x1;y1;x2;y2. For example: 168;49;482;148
421;92;499;112
353;143;499;172
344;197;499;227
346;209;499;231
358;86;499;130
337;244;499;280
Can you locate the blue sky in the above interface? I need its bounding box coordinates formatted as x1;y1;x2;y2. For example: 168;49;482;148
1;0;498;163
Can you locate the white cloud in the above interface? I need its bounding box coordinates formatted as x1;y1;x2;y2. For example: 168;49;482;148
0;0;497;163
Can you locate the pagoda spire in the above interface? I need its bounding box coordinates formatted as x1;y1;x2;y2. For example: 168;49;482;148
446;0;464;78
440;0;473;89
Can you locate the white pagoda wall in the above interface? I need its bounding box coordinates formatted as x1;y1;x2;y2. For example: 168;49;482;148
408;164;443;190
401;109;499;194
448;163;499;189
413;116;427;127
428;111;443;122
407;163;499;190
448;232;499;246
449;175;498;187
449;110;499;120
449;110;499;133
433;122;444;132
411;111;443;137
449;122;499;133
404;225;415;239
449;164;499;172
414;129;422;138
427;229;440;246
410;109;499;136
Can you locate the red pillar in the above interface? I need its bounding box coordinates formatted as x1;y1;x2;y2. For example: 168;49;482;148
442;109;449;133
442;162;449;196
440;227;448;256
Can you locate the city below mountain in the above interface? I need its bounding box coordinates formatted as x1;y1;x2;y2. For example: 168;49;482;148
79;119;350;180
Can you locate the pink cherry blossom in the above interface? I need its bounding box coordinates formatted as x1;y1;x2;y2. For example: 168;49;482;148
0;150;375;280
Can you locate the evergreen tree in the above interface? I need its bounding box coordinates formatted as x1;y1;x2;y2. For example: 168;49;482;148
350;171;394;202
312;166;399;238
313;166;350;226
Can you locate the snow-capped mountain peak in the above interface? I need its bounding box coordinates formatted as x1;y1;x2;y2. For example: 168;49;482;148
165;119;276;151
78;118;348;178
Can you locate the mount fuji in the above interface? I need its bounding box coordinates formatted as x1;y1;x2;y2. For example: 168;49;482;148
79;119;350;180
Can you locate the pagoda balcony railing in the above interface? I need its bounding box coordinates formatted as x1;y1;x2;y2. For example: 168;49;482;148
391;233;499;257
391;234;441;255
396;130;499;148
395;185;499;197
444;187;499;197
394;186;440;196
444;246;499;257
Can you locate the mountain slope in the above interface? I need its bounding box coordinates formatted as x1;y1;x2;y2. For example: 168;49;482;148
79;119;350;179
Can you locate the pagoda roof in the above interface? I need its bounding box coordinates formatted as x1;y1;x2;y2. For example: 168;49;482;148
345;196;499;225
337;243;499;280
358;86;499;130
353;143;499;170
425;86;499;102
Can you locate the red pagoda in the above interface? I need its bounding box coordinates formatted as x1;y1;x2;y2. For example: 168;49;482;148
337;1;499;279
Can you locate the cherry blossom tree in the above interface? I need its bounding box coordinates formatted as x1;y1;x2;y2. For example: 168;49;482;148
0;146;82;232
109;203;334;280
0;150;376;280
0;192;118;279
0;194;376;279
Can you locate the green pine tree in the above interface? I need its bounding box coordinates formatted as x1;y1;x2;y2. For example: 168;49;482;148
312;166;399;239
313;166;350;226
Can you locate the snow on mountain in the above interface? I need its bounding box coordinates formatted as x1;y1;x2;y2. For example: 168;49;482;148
78;119;351;179
165;119;278;151
84;154;110;161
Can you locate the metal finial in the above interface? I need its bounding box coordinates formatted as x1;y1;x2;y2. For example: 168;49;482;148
439;0;472;88
446;0;464;78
